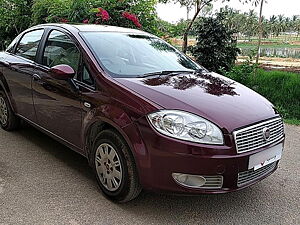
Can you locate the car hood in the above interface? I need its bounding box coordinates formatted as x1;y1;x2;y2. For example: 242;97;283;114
115;72;278;132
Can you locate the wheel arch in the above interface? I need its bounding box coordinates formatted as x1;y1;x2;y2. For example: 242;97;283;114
84;118;138;167
0;74;16;113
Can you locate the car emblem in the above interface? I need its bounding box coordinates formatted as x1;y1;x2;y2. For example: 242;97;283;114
262;127;271;141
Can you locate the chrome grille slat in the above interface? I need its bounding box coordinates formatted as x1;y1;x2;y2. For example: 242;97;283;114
201;176;223;189
239;165;274;180
236;123;282;137
237;162;277;186
233;118;284;153
237;134;284;151
237;132;283;147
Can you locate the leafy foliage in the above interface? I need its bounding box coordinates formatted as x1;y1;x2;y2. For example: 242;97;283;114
225;65;300;121
32;0;159;34
190;14;240;73
0;0;32;49
0;0;159;50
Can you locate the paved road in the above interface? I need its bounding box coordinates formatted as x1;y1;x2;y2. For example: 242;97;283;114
0;123;299;225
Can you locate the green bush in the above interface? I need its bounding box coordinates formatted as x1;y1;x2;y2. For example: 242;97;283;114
225;65;300;121
0;0;160;50
190;14;240;73
32;0;160;35
0;0;32;50
223;62;258;84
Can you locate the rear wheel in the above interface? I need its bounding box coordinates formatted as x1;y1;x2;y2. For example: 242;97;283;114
91;129;142;203
0;91;20;131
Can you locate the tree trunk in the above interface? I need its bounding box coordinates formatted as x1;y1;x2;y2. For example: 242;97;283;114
182;0;207;53
256;0;264;64
186;6;190;20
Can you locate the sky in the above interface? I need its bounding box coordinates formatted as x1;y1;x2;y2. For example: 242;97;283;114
156;0;300;23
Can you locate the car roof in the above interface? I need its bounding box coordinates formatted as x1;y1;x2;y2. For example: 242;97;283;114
33;23;152;35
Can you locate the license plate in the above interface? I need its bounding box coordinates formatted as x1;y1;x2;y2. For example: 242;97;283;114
248;143;283;171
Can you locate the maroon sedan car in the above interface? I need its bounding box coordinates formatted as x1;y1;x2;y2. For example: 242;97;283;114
0;24;284;202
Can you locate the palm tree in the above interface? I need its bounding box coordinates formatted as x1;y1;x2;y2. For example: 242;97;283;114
269;15;277;38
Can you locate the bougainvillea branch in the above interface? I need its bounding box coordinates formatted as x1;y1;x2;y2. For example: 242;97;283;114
60;18;69;23
96;8;110;21
122;12;142;28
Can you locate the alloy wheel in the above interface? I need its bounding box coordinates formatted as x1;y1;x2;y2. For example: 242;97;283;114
95;143;123;192
0;97;8;126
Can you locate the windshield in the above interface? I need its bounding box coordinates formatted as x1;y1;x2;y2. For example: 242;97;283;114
81;32;203;78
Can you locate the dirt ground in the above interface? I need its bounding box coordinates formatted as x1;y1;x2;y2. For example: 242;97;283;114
237;56;300;73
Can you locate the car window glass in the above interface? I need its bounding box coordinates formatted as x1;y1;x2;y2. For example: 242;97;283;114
6;35;21;53
43;30;80;76
15;29;44;61
82;65;94;86
82;32;203;78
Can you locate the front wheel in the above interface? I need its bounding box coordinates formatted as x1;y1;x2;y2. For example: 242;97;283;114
91;129;142;203
0;91;20;131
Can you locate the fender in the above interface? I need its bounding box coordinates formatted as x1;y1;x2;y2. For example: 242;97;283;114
82;104;149;175
0;67;17;113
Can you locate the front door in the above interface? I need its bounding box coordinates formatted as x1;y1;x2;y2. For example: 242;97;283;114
4;29;44;122
32;29;83;149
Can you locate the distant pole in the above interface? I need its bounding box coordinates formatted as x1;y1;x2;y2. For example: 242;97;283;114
256;0;264;64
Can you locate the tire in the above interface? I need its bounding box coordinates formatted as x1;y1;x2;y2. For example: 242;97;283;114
91;129;142;203
0;91;20;131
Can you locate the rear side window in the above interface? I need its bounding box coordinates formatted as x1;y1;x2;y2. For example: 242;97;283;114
15;29;44;61
42;30;80;74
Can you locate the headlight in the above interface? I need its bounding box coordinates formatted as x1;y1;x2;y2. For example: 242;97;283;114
147;110;224;145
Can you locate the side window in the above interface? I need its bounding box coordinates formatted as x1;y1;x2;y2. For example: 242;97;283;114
42;30;80;75
15;29;44;61
6;35;20;53
82;65;95;86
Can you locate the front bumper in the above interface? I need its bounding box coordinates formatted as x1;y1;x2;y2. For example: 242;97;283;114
129;117;283;194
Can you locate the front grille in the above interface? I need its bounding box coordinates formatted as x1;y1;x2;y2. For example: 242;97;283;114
237;162;277;187
202;176;223;189
233;117;284;153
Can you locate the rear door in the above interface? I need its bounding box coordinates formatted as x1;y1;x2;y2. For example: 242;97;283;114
3;29;44;121
32;29;83;149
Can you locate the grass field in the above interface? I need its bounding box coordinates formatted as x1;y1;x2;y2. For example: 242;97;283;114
284;118;300;126
226;68;300;125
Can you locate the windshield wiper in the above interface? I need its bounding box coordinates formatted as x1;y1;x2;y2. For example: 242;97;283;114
193;68;207;74
138;70;194;78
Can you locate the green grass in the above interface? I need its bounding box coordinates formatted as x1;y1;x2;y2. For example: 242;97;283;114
225;67;300;125
249;70;300;124
284;118;300;126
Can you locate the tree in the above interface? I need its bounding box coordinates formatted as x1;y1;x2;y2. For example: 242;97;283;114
190;13;240;73
32;0;160;34
159;0;262;53
256;0;264;64
0;0;33;50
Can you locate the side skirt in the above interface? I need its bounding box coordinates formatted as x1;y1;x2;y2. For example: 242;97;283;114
17;114;87;158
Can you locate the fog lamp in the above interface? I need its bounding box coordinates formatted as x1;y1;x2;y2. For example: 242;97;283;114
172;173;206;188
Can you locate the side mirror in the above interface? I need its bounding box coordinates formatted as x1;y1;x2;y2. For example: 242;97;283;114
49;64;75;80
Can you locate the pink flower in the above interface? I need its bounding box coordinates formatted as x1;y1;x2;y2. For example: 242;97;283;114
60;18;69;23
96;8;110;21
83;19;89;24
122;12;142;28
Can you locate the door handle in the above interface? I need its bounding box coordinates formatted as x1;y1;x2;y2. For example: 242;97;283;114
84;102;91;108
33;74;41;82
